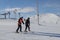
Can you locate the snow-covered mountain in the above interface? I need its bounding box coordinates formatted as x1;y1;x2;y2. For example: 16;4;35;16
0;13;60;25
30;13;60;24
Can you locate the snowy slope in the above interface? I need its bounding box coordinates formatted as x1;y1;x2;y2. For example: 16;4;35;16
30;13;60;24
0;19;17;25
0;13;60;40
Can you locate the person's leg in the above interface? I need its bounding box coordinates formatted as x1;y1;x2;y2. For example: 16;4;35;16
25;25;28;32
28;25;30;31
16;25;19;32
19;25;22;32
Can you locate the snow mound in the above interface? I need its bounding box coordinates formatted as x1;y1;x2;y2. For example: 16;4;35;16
30;13;60;24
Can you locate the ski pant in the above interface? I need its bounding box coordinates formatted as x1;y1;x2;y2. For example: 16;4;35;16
16;25;22;32
25;25;30;31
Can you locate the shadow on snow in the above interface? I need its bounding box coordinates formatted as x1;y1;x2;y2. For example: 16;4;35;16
24;31;60;38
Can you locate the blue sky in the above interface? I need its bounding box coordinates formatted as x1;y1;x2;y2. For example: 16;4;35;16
0;0;60;18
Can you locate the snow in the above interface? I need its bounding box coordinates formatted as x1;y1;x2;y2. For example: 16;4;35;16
30;13;60;24
0;13;60;40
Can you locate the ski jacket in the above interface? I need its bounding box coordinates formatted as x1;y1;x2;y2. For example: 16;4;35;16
25;19;30;26
18;18;24;25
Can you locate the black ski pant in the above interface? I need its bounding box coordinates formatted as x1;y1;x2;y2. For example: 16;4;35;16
16;25;22;32
25;25;30;31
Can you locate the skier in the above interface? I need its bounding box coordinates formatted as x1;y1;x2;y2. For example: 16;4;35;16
24;17;30;32
16;17;24;33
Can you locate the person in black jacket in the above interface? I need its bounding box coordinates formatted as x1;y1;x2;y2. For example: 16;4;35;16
24;17;30;32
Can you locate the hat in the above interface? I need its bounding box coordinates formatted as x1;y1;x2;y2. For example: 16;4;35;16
28;17;30;19
21;17;23;18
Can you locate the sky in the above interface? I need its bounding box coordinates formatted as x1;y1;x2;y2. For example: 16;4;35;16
0;0;60;18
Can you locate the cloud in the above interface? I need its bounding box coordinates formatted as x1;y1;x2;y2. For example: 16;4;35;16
0;7;35;13
20;7;35;13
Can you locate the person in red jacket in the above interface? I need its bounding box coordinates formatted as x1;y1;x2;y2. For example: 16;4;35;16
16;17;24;33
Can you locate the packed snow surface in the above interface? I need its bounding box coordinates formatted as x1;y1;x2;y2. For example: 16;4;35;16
0;13;60;40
